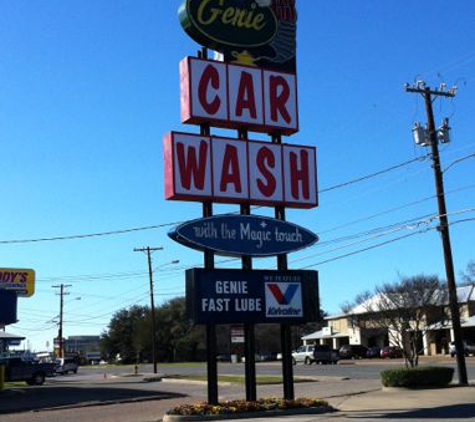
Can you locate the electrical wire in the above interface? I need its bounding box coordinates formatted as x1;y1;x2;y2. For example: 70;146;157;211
0;153;432;245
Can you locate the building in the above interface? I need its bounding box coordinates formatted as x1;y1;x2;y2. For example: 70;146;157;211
64;335;101;360
302;285;475;356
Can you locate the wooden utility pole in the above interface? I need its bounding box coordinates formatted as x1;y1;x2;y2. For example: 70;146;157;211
53;284;71;358
405;82;468;385
134;246;163;374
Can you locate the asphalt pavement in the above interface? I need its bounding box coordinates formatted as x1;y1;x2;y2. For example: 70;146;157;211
1;362;474;422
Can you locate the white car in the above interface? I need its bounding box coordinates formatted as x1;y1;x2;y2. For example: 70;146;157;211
292;345;315;365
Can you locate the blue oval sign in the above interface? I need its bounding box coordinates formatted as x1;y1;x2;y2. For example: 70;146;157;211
169;215;318;257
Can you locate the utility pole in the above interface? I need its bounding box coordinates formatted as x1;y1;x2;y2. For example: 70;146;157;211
52;284;71;359
134;246;163;374
405;81;468;385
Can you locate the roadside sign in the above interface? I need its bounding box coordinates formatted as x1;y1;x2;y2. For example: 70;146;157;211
186;268;319;325
0;290;17;325
169;214;318;256
0;268;35;297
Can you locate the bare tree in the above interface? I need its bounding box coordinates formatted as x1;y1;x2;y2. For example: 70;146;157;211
461;260;475;285
344;275;449;368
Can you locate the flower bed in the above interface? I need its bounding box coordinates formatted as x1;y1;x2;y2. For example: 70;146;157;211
164;397;335;421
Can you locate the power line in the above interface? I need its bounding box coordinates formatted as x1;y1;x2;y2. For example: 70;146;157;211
0;154;434;245
319;155;430;194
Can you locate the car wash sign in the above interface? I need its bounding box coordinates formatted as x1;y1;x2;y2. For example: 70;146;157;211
180;56;298;135
186;268;318;324
164;132;317;208
169;214;318;256
179;0;297;72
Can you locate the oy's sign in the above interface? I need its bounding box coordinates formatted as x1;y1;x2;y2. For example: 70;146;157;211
164;132;318;208
186;268;319;324
169;214;318;256
180;57;298;135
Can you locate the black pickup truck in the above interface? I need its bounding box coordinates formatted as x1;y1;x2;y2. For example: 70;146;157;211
0;357;56;385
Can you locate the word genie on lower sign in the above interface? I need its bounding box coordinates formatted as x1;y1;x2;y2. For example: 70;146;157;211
169;214;318;257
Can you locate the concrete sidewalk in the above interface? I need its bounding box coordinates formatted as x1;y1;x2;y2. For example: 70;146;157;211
220;384;475;422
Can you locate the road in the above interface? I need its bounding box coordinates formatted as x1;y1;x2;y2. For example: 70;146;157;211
0;357;473;422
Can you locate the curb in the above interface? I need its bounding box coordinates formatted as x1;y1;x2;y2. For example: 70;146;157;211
163;406;337;422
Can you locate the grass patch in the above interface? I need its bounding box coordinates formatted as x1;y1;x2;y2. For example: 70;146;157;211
81;362;206;370
2;381;27;388
164;374;313;385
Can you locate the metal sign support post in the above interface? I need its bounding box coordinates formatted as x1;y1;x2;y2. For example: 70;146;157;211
199;47;218;405
272;133;295;400
239;128;257;402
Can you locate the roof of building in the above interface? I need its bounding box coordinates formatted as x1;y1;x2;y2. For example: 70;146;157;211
326;285;475;321
301;329;348;341
0;331;25;341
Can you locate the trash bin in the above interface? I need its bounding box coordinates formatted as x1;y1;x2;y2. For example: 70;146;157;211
231;354;238;364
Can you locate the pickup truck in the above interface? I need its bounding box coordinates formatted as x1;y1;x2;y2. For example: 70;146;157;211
312;344;339;364
0;357;56;385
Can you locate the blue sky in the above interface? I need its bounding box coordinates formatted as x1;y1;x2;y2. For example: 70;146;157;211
1;1;474;351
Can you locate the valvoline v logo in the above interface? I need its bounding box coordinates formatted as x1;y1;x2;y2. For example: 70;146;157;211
265;282;303;318
267;283;299;305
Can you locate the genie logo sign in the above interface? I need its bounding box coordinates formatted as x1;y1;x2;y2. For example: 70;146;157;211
265;282;302;317
179;0;297;72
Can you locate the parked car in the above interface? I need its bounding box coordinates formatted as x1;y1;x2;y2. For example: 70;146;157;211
55;357;79;375
313;345;339;364
0;357;56;385
216;354;232;362
366;346;381;359
258;352;279;362
449;340;475;357
339;345;368;359
292;345;315;365
380;346;403;359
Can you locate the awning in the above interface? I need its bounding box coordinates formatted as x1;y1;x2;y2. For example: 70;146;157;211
0;331;25;341
302;329;348;341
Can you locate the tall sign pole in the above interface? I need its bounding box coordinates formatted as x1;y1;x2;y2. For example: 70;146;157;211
405;83;468;385
198;46;219;406
239;127;257;402
170;0;319;405
272;133;294;400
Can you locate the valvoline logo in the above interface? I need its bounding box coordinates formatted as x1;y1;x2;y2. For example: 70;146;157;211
265;282;303;318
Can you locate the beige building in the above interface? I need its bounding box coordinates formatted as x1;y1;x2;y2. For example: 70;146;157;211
302;285;475;356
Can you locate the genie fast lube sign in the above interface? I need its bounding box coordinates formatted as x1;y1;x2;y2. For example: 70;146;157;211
179;0;297;72
186;268;318;324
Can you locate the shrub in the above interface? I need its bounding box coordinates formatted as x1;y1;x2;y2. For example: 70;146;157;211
167;397;330;415
381;366;454;388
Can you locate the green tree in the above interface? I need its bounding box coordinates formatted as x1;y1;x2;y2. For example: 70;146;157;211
100;305;148;363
